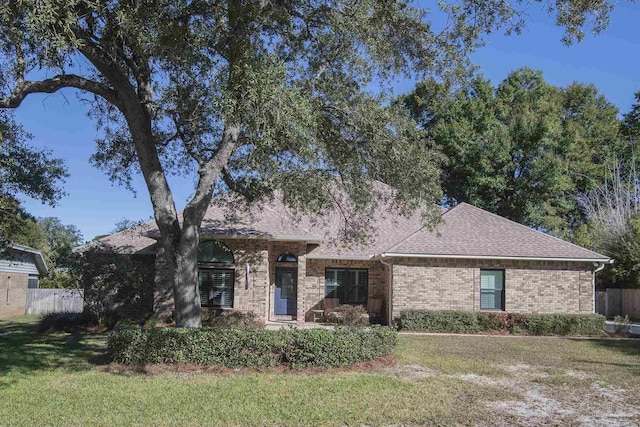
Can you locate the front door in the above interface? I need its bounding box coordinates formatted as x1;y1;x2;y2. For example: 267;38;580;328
274;267;297;316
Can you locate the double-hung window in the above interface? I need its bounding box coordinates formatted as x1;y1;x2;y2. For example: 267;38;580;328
480;269;505;311
325;268;368;305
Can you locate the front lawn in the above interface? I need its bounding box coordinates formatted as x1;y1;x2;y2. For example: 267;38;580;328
1;316;640;426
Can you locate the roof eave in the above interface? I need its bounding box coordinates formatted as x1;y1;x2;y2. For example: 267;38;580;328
381;252;613;263
8;244;49;275
306;254;375;261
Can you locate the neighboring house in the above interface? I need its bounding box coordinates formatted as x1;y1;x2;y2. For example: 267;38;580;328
86;191;612;325
0;244;48;317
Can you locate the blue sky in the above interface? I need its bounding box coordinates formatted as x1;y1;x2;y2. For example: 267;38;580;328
15;2;640;241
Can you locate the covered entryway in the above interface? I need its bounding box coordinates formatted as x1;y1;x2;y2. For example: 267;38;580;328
274;267;297;315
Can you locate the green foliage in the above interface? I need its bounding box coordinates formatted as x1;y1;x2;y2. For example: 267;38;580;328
403;68;623;237
397;310;481;333
39;269;79;289
108;326;397;368
397;310;605;336
201;310;263;330
327;304;370;327
37;311;97;333
111;218;147;234
37;217;83;268
70;248;154;324
613;315;631;333
523;314;605;336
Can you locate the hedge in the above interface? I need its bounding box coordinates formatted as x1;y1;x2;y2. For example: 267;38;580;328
108;326;397;368
396;310;605;336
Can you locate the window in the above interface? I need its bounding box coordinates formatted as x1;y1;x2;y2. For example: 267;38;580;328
480;269;505;311
325;268;368;305
27;275;39;289
198;240;234;264
277;252;297;263
199;269;235;308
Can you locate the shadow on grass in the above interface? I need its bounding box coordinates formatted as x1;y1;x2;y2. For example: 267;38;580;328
0;317;109;389
568;338;640;376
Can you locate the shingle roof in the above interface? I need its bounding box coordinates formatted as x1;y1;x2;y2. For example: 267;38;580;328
82;197;609;262
383;203;609;261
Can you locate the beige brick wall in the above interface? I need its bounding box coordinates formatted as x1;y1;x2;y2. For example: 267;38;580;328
153;239;269;321
304;259;388;322
391;258;595;320
0;272;28;318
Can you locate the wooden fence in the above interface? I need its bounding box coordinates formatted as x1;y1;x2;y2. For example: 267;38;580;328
26;288;84;315
596;288;640;320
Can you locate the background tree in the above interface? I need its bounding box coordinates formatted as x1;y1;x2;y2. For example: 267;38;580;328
0;1;617;327
403;68;623;238
0;112;67;246
578;159;640;288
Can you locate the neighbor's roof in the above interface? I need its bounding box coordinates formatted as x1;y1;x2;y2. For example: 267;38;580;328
3;243;49;275
382;203;610;262
81;195;610;263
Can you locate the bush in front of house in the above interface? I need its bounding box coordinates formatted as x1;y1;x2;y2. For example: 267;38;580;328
326;304;370;327
396;310;481;333
108;325;397;368
523;313;606;336
201;310;264;329
396;310;605;336
38;311;98;333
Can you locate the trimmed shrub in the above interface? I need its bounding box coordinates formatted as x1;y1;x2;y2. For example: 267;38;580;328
38;311;97;333
523;313;605;336
108;325;397;368
396;310;481;333
201;310;263;329
396;310;605;336
326;304;370;327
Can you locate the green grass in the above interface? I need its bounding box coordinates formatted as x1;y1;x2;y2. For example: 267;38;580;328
1;316;640;426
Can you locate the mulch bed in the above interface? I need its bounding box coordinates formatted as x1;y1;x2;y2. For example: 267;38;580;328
102;355;397;376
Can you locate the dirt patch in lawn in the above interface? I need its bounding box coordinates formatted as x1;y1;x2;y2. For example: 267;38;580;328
376;364;438;382
102;355;397;376
454;363;640;427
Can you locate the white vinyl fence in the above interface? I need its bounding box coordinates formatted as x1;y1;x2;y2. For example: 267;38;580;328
26;288;84;315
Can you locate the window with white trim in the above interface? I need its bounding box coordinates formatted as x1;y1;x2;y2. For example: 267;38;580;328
480;269;505;311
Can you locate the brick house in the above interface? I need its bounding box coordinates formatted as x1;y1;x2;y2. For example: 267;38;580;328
90;196;611;325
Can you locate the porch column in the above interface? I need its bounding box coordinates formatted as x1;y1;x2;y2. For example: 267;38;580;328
297;242;307;326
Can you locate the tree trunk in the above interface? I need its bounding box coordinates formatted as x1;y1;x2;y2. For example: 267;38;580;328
172;223;202;328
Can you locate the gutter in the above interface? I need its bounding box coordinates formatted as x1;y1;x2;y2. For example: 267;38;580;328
382;252;613;263
592;261;609;313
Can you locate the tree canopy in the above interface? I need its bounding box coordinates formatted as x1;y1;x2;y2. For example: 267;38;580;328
403;68;623;238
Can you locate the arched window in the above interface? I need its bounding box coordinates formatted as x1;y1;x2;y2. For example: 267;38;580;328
277;252;297;263
198;240;235;264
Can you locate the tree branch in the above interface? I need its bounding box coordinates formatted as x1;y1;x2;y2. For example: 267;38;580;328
221;167;260;202
0;74;118;109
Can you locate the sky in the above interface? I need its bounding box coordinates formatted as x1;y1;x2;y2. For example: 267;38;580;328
14;2;640;242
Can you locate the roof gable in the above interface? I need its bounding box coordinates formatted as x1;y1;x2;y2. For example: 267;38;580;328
384;203;609;261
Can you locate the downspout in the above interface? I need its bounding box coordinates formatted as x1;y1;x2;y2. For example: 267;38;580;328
379;255;394;326
592;261;607;313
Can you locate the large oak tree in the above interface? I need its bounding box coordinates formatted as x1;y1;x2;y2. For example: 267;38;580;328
0;1;617;327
